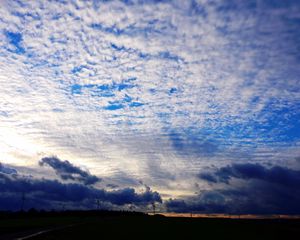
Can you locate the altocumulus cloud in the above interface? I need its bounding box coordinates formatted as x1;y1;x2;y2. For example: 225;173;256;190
39;156;100;185
0;0;300;212
0;163;162;211
167;163;300;215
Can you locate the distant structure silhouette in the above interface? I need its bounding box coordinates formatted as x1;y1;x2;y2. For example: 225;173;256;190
151;202;156;215
129;204;135;211
21;192;26;211
96;199;101;210
60;203;66;211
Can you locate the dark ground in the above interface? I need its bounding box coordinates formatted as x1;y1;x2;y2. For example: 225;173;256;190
0;211;299;240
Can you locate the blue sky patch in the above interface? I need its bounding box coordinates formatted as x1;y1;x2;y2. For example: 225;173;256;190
129;102;144;108
104;104;125;111
71;84;82;94
4;30;25;54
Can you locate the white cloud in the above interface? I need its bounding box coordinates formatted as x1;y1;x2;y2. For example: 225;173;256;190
0;0;300;198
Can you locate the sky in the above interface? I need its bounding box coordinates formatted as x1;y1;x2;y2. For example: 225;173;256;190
0;0;300;214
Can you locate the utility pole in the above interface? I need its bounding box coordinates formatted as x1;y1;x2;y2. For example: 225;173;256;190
151;202;156;215
96;199;100;210
129;204;134;211
21;192;25;211
61;203;66;211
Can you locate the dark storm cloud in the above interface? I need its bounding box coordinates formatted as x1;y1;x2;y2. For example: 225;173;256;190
167;163;300;214
0;162;17;174
168;131;219;157
166;191;227;213
199;163;300;186
39;156;100;185
103;187;161;206
106;184;119;189
198;172;217;183
0;167;162;211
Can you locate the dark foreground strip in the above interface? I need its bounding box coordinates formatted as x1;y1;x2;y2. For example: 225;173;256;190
15;223;83;240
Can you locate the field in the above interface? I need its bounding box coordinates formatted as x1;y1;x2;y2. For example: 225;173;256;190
0;211;299;240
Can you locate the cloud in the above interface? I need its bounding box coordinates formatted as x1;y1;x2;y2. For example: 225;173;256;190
0;162;18;174
168;131;219;157
199;163;300;187
166;163;300;214
198;172;217;183
39;156;100;185
0;168;162;211
166;191;227;213
0;0;300;206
